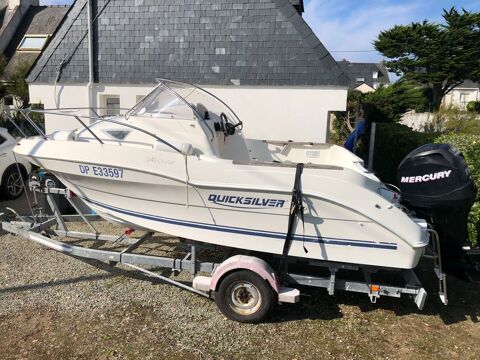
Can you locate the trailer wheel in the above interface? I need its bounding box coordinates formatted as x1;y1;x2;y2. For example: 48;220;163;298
215;270;275;323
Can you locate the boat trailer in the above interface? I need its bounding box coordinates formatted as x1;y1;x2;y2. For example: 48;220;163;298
1;178;444;322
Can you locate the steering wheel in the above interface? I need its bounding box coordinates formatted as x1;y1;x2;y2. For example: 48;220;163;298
220;112;242;136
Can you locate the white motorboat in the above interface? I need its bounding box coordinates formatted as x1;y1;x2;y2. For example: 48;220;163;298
14;79;429;269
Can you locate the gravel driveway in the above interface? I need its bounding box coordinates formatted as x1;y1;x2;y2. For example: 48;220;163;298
1;193;480;359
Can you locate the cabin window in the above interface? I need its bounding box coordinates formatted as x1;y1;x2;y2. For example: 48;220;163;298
18;35;49;51
101;95;121;116
105;130;130;140
136;95;146;104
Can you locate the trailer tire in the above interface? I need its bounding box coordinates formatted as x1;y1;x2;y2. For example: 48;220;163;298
215;270;275;323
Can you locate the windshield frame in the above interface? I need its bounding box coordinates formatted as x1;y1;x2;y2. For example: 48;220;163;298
125;79;242;139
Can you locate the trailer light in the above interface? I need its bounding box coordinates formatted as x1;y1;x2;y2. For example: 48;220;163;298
370;285;380;292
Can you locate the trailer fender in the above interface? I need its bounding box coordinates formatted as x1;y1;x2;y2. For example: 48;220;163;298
210;255;280;293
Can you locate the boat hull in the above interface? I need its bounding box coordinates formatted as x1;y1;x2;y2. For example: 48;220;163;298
16;139;428;269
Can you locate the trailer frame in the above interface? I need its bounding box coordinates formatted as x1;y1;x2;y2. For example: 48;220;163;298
1;181;440;321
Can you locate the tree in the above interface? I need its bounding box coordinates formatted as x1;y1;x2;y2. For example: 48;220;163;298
330;82;428;144
7;63;30;108
330;90;364;144
374;8;480;110
362;81;429;122
0;55;8;100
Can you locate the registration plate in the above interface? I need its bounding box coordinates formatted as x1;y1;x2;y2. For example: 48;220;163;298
79;165;124;179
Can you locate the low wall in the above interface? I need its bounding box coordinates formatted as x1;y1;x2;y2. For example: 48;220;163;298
400;111;433;132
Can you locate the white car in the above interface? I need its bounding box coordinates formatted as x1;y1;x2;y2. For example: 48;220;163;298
0;128;31;199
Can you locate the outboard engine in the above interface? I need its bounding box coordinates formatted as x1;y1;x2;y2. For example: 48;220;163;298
398;144;478;274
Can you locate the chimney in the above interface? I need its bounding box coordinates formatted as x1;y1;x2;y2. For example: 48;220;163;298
8;0;39;11
290;0;305;15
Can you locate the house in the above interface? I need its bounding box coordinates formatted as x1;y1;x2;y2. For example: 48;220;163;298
337;60;390;93
0;0;68;113
27;0;349;142
444;80;480;110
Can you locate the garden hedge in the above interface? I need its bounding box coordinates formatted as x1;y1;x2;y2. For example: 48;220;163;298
372;123;479;243
467;101;480;113
372;123;434;184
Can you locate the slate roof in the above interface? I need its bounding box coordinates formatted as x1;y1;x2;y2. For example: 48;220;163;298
0;0;13;34
337;60;390;89
27;0;349;87
456;80;480;89
3;6;69;77
289;0;304;13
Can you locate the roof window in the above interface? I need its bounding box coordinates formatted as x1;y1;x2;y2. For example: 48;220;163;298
17;35;49;51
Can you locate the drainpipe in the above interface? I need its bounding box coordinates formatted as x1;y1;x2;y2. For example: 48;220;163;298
86;0;95;122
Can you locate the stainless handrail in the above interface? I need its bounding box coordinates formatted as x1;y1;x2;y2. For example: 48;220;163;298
74;116;104;144
18;108;183;154
41;107;132;112
91;117;182;153
5;115;28;138
17;109;47;139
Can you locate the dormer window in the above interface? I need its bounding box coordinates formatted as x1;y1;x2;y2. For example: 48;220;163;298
17;35;49;51
356;77;365;84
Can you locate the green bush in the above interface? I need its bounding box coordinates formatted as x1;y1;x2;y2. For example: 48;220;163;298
466;101;480;113
424;105;480;135
373;123;479;244
372;122;434;184
435;133;480;244
363;81;430;123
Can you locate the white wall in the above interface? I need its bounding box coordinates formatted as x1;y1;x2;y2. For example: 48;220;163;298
29;83;347;143
444;88;480;109
400;111;433;132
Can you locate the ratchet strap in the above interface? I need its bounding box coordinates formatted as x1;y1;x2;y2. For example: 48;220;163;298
280;163;306;278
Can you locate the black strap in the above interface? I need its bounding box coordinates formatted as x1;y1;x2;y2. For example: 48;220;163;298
280;163;306;278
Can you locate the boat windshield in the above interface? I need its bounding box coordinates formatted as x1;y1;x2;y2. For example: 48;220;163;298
126;80;241;127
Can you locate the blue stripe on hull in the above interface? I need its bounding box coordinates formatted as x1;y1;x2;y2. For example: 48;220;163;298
83;197;398;251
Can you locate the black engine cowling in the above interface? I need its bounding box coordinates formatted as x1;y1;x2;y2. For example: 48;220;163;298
398;143;477;272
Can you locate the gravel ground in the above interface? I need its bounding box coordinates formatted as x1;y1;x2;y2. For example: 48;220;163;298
1;193;480;359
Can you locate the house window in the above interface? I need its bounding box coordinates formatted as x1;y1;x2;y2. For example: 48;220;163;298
18;35;49;51
101;95;121;116
459;92;471;109
356;77;365;83
373;71;379;79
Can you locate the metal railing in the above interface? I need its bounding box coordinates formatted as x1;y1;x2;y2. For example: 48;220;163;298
6;106;184;154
